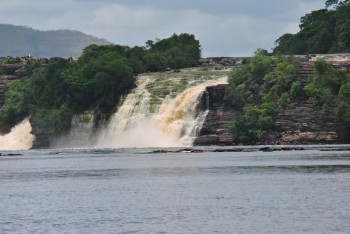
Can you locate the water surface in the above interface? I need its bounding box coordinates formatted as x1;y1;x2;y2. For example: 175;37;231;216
1;147;350;233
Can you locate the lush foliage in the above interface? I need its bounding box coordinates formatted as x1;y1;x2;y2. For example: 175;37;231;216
304;59;350;124
227;50;299;142
0;33;201;135
273;0;350;54
145;34;201;70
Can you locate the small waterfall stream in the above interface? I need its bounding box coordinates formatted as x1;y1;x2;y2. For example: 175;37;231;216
0;119;35;150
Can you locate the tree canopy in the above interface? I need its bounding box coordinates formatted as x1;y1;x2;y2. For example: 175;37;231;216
326;0;350;8
273;0;350;54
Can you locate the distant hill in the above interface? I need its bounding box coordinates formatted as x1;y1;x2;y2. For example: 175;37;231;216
0;24;112;57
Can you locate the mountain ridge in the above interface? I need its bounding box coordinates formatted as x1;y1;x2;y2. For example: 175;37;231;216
0;24;112;57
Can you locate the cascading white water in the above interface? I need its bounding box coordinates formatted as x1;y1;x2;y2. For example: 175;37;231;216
154;77;227;146
95;71;228;148
0;119;35;150
51;113;96;148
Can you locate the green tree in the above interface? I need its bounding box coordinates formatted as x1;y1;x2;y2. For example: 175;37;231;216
227;51;299;142
273;1;350;54
326;0;350;8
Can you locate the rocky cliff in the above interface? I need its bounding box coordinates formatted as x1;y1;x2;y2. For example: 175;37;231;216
195;57;350;145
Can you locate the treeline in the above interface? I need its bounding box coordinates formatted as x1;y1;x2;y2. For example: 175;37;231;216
0;33;201;135
226;50;350;143
273;0;350;54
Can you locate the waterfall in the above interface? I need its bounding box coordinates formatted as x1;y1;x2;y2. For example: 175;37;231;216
0;119;35;150
0;69;228;150
51;113;96;148
95;70;228;148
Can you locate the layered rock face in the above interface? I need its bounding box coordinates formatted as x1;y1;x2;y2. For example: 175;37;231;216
194;84;236;145
273;59;350;144
195;58;350;145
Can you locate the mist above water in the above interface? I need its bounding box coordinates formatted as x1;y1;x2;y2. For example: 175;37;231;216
97;119;182;148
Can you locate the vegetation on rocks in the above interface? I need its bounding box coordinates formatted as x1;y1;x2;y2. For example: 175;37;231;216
304;59;350;124
227;50;299;142
227;51;350;143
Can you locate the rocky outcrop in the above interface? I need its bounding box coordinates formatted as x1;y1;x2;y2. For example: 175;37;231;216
29;121;51;149
194;84;236;145
195;58;350;146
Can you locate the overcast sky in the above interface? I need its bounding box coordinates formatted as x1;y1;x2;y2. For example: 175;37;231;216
0;0;326;57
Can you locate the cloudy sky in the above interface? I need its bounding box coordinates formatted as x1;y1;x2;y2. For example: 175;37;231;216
0;0;325;57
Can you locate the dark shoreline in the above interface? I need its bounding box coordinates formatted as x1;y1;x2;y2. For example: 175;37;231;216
2;144;350;157
147;145;350;154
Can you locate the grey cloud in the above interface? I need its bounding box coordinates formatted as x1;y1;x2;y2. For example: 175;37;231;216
0;0;326;56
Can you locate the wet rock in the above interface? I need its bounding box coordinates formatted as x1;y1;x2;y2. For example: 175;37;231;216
281;131;338;143
0;153;23;156
194;84;237;146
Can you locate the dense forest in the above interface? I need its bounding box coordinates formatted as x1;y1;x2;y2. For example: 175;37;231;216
0;24;111;57
0;33;201;136
273;0;350;54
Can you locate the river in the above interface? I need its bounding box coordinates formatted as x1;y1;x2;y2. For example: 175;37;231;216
1;146;350;233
